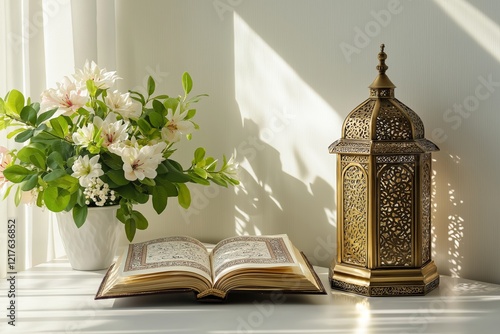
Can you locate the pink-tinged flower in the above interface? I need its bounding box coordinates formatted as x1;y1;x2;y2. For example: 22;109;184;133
0;146;12;189
104;90;141;119
93;113;129;147
71;155;104;187
161;107;194;143
118;142;166;181
20;189;38;205
73;60;120;90
40;77;89;115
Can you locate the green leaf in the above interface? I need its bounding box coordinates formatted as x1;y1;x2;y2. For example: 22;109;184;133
15;129;34;142
166;159;184;172
148;111;164;128
132;210;148;230
140;177;155;186
137;118;152;133
152;99;166;114
76;107;90;117
155;176;178;196
152;186;168;214
115;184;149;203
43;169;67;182
205;157;217;171
188;172;210;185
210;174;228;187
163;98;179;112
193;167;208;179
182;72;193;95
72;205;88;228
95;100;108;115
100;152;123;170
21;174;39;191
193;147;205;164
2;183;14;200
147;76;155;96
3;165;32;183
86;79;97;97
20;105;37;125
222;174;240;186
163;160;190;183
156;162;168;175
116;209;125;224
116;205;130;225
48;174;79;193
186;94;208;104
17;145;46;170
66;190;79;211
177;183;191;209
29;130;57;144
7;128;27;139
75;188;86;207
129;91;146;106
36;108;58;126
5;90;24;115
43;186;71;212
106;169;129;186
50;116;69;138
185;108;196;120
47;151;65;170
153;94;169;100
124;219;136;242
14;186;22;206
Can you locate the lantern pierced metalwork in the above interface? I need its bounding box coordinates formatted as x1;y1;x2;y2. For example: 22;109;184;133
329;44;439;296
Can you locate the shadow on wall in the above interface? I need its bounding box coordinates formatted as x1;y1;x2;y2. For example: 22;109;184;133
233;118;337;266
230;11;340;267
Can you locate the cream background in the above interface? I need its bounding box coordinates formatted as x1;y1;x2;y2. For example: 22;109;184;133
2;0;500;285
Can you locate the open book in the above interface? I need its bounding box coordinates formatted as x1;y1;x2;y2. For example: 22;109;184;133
95;234;325;300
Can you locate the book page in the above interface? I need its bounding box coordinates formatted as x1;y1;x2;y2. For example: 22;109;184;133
211;235;298;283
119;236;212;283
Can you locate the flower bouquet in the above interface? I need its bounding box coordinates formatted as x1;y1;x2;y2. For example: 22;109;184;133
0;62;238;241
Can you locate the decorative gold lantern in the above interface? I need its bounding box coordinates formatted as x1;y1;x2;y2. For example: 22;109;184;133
329;45;439;296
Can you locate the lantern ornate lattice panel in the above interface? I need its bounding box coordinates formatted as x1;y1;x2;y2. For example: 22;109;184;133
329;45;439;296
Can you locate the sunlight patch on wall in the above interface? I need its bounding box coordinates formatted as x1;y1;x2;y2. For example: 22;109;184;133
434;0;500;63
233;12;342;190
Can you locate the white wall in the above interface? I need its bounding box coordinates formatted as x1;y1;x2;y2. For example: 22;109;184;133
108;0;500;284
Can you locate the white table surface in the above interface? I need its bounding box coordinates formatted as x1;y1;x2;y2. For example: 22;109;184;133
2;257;500;334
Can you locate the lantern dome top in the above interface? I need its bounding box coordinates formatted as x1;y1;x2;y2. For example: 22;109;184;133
329;44;439;155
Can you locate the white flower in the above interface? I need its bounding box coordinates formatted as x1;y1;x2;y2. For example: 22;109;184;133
224;154;239;178
93;113;129;147
40;77;89;115
105;90;142;119
72;123;95;147
83;177;117;206
71;155;104;187
162;107;194;143
0;146;12;189
119;142;167;181
73;60;120;89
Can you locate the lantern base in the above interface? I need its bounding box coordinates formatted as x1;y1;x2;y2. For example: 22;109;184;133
329;261;439;296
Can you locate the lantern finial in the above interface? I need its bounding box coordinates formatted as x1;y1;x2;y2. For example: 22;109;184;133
376;44;388;74
369;43;395;90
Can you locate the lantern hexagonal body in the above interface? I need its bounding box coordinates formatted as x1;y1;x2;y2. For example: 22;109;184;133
329;45;439;296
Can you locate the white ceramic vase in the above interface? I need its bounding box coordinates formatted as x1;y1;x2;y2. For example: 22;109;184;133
57;206;120;271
